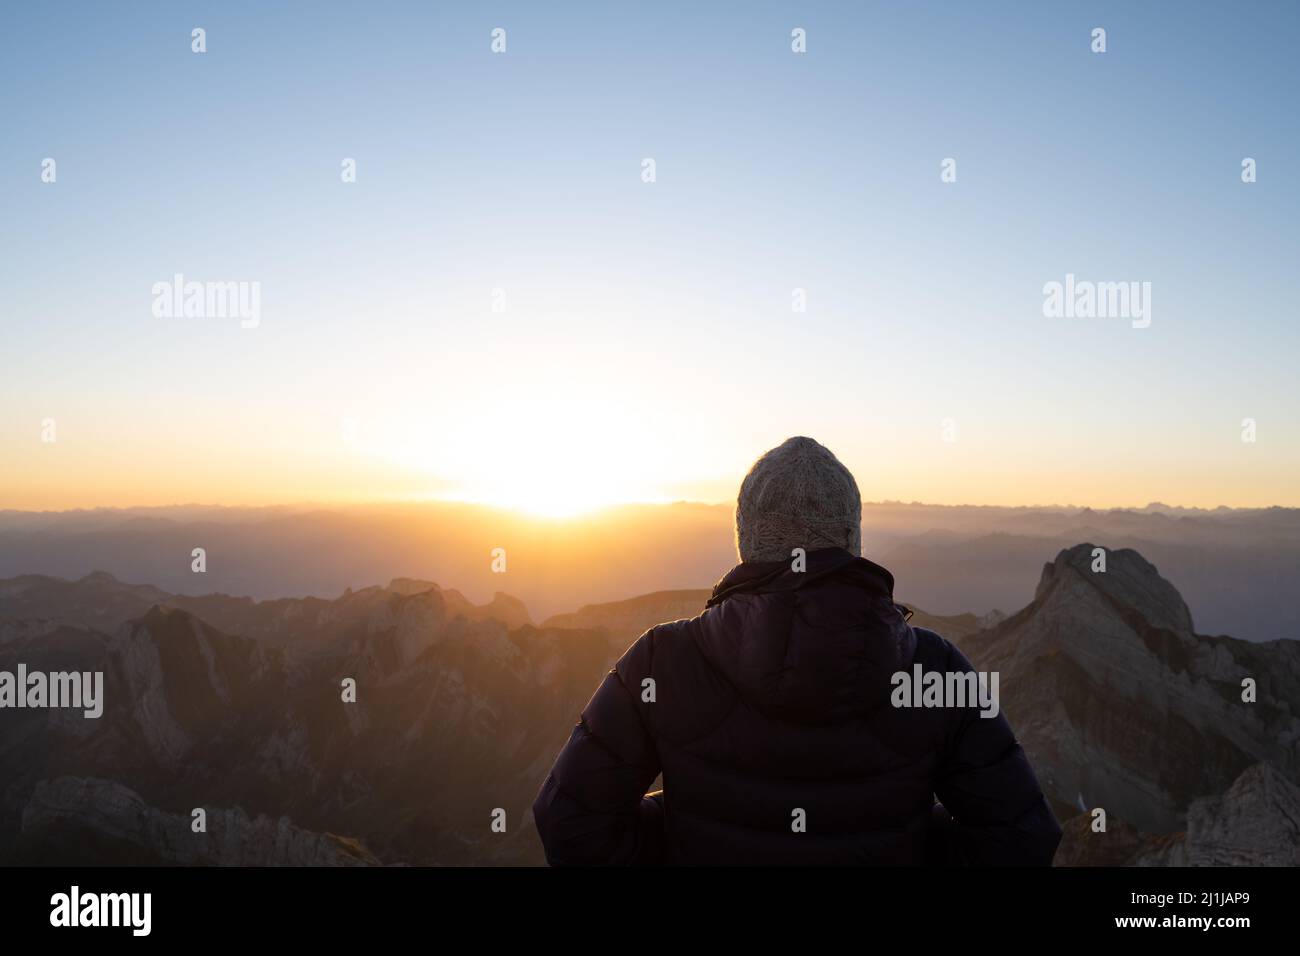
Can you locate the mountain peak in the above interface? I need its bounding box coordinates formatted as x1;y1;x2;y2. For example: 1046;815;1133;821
1036;543;1193;634
77;570;120;585
387;578;441;596
132;603;208;642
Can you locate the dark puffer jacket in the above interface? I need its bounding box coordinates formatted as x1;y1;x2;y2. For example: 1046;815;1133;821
532;548;1062;865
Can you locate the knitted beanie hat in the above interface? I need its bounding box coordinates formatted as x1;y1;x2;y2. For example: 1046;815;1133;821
735;436;863;563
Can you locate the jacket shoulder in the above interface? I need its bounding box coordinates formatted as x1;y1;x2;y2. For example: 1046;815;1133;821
614;611;736;745
613;615;695;683
909;625;972;672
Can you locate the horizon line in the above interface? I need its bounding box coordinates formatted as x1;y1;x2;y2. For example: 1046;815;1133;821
2;496;1295;518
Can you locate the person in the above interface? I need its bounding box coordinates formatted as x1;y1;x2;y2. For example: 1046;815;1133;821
532;436;1062;865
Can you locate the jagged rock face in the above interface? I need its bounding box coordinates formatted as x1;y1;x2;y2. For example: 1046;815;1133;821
0;611;293;857
1056;763;1300;867
0;586;609;865
166;586;456;652
441;589;533;631
959;543;1300;833
1033;545;1193;634
1180;763;1300;865
17;776;376;866
1053;810;1187;867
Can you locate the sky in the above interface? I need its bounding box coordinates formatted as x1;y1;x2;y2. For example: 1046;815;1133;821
2;1;1298;513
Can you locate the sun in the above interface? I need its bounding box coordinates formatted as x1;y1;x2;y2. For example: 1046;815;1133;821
480;490;618;519
365;410;664;519
352;376;715;518
462;470;633;518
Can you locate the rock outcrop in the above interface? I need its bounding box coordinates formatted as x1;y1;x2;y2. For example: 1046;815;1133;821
958;544;1300;834
1056;763;1300;866
1178;763;1300;866
17;776;377;865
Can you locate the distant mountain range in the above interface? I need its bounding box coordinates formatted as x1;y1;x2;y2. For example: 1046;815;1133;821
1;500;1297;641
0;540;1296;865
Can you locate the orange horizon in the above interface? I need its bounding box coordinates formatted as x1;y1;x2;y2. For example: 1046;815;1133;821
2;492;1293;518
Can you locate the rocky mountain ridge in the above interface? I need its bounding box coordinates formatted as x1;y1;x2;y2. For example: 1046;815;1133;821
1;544;1295;865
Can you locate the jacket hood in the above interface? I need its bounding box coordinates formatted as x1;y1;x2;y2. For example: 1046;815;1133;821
698;548;916;723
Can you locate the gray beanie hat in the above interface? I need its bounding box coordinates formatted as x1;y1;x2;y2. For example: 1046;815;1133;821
735;436;863;563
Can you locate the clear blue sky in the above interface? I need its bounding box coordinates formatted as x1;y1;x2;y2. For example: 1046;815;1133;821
2;1;1297;510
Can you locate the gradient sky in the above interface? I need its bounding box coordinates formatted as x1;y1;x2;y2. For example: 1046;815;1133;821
3;1;1298;512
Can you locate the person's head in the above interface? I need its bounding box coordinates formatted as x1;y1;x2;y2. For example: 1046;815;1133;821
734;436;862;563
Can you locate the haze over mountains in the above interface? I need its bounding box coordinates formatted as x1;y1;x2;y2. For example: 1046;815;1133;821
0;538;1296;866
1;500;1297;642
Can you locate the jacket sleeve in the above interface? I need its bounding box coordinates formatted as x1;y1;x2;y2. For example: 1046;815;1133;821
930;640;1063;866
531;631;663;865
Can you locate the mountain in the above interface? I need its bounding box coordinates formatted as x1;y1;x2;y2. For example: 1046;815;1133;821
0;571;170;632
542;589;710;654
1173;763;1300;865
0;571;534;648
0;587;609;865
1054;763;1300;867
1;542;1296;865
877;529;1300;642
905;607;1006;641
957;544;1300;837
15;776;378;866
386;576;534;629
5;500;1297;640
